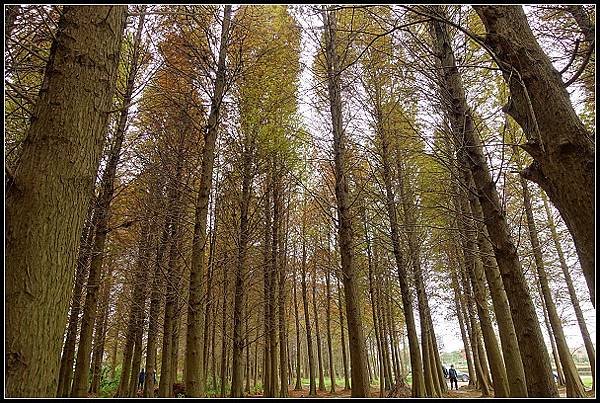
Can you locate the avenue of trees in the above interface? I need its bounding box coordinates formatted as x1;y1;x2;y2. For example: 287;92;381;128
4;4;595;398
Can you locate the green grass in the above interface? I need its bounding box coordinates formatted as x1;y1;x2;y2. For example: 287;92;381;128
581;375;593;389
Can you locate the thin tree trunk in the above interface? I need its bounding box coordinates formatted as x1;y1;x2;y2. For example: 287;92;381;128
337;277;350;391
185;6;232;397
301;225;317;396
521;177;586;397
57;205;96;397
541;191;595;389
323;7;370;396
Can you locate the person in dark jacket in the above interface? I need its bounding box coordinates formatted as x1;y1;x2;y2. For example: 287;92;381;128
138;369;146;390
448;364;458;390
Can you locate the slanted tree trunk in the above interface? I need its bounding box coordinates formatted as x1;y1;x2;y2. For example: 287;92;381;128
6;6;126;397
89;266;113;395
428;9;558;396
448;258;477;386
375;103;425;397
57;204;96;397
541;191;595;390
473;5;595;306
537;278;566;387
185;6;232;397
520;177;586;397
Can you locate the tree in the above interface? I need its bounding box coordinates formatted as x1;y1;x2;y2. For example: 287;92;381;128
5;6;127;397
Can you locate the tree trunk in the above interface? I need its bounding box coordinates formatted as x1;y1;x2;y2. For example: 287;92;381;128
521;176;586;397
185;5;232;397
337;277;351;391
89;266;113;395
325;253;337;393
57;204;96;397
323;7;370;397
301;225;317;396
474;5;595;306
537;278;566;387
293;260;303;390
312;259;326;392
230;137;253;397
541;191;595;389
428;9;558;396
6;6;126;397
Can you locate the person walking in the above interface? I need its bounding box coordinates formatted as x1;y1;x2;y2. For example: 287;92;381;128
448;364;458;390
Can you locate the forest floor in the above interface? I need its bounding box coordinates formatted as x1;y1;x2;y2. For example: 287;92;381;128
244;384;594;398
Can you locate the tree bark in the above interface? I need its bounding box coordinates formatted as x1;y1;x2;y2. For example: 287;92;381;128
473;5;595;306
6;6;126;397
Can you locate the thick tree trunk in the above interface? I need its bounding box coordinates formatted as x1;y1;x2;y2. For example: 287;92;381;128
185;6;232;397
473;5;595;306
6;6;126;397
541;191;595;389
323;8;370;397
521;177;586;397
429;10;558;397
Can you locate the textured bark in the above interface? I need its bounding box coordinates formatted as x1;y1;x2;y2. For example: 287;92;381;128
521;177;586;397
5;6;126;397
323;7;370;397
57;204;96;397
71;9;143;397
429;9;558;397
541;191;595;389
185;6;232;397
5;5;21;39
474;5;595;306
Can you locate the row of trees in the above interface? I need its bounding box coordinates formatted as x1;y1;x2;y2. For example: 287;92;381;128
5;4;595;398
